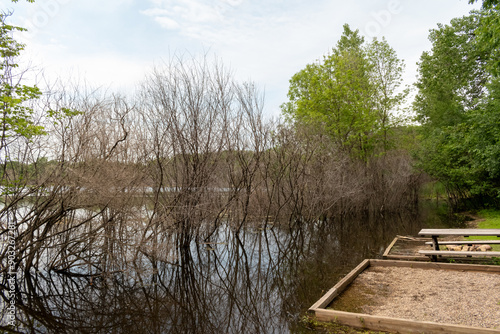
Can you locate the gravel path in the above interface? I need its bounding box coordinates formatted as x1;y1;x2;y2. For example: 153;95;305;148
331;266;500;330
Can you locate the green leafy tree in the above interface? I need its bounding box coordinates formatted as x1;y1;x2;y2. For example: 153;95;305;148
282;24;407;161
414;9;500;207
1;2;78;193
413;13;488;128
367;37;408;151
0;11;43;153
469;0;500;75
470;0;500;6
465;79;500;197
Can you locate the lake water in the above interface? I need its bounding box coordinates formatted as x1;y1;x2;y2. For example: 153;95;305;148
2;204;443;333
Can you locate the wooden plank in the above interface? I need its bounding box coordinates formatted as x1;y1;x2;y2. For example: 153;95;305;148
425;240;500;245
419;250;500;257
419;228;500;237
308;259;370;311
313;309;500;333
369;259;500;273
382;237;399;258
383;254;428;261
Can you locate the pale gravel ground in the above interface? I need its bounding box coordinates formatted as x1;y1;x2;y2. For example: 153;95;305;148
342;266;500;330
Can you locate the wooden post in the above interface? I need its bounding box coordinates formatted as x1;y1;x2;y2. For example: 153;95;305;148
431;235;439;261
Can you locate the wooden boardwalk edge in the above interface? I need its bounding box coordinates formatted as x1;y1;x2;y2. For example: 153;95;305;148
309;259;500;333
313;309;500;334
308;259;370;311
382;235;430;260
382;237;399;258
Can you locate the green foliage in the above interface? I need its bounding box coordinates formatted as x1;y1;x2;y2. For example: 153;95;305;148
0;5;80;152
469;1;500;75
415;114;500;206
367;38;408;151
282;24;407;162
0;6;81;199
414;13;488;128
469;0;500;8
0;12;44;149
414;9;500;208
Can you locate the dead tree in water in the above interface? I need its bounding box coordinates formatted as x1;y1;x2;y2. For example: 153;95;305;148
137;55;269;240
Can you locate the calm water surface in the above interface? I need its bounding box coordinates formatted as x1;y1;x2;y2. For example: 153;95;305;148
3;206;440;333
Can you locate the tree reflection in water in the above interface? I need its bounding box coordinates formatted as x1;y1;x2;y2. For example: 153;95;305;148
3;212;421;333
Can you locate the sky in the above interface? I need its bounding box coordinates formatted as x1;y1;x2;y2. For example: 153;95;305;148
3;0;481;118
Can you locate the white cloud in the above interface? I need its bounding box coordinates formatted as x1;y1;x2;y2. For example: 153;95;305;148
223;0;244;6
141;8;172;17
155;16;180;30
179;0;226;23
143;0;229;28
142;0;253;43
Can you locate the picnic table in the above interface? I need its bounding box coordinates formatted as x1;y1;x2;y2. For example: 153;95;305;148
417;228;500;261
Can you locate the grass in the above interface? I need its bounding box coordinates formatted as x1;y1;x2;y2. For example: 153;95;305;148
466;209;500;251
475;209;500;229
